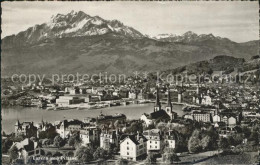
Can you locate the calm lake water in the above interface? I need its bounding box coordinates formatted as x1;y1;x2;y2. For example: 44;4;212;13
1;103;184;134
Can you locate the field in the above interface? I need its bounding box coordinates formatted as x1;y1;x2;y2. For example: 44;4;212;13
198;152;259;165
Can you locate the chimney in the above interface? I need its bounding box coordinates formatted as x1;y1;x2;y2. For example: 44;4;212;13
137;131;140;140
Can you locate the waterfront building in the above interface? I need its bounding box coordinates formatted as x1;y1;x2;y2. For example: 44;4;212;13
96;112;126;125
56;96;84;106
141;87;177;126
15;120;37;138
56;119;83;138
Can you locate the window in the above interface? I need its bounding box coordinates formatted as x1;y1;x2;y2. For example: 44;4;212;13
127;152;129;155
155;142;157;144
127;142;129;144
150;141;152;143
127;147;129;150
155;146;157;148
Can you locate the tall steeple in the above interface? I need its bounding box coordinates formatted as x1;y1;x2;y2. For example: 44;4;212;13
154;86;161;112
165;87;177;120
166;87;172;109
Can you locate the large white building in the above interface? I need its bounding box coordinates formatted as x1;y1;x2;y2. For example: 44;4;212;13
56;96;84;106
120;133;147;161
143;129;162;152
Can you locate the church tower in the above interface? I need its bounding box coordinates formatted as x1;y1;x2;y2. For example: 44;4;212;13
165;88;177;120
154;87;161;112
165;88;172;113
14;119;20;135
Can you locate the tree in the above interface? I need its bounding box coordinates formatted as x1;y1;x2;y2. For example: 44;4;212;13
156;122;167;132
162;148;180;164
93;147;108;160
145;152;157;165
9;146;19;162
242;126;251;138
68;133;82;148
201;135;211;151
188;137;202;153
218;137;229;151
2;138;13;153
116;157;128;165
125;121;143;134
228;134;243;146
53;135;66;148
75;146;94;163
66;151;74;157
188;129;202;153
249;130;259;145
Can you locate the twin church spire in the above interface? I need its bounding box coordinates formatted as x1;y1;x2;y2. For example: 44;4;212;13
154;86;172;112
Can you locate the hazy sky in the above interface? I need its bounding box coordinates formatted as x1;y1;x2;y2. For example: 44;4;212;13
2;1;259;42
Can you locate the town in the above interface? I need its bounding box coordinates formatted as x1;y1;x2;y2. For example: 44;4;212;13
1;2;259;165
2;71;260;164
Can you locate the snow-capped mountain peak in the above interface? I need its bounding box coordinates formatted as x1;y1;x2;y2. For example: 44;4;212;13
7;10;144;44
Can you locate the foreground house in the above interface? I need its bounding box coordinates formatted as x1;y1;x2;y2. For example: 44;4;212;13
100;129;121;150
120;133;147;161
80;127;100;146
11;138;39;163
143;129;162;152
164;130;178;149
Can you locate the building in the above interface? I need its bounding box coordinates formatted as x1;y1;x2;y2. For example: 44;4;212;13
120;133;147;161
96;112;126;125
165;88;178;120
140;114;153;127
100;130;121;150
36;120;56;138
15;120;37;138
201;95;212;105
143;129;162;152
56;96;84;106
164;130;178;149
56;119;83;138
11;138;39;164
192;111;212;123
80;127;100;146
213;114;221;123
140;87;177;126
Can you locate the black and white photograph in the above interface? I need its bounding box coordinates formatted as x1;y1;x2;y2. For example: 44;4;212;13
1;1;260;164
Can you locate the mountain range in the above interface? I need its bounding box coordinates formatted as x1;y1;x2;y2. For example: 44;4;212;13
1;10;259;76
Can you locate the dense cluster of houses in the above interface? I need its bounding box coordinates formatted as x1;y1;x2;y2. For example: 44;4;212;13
8;82;260;163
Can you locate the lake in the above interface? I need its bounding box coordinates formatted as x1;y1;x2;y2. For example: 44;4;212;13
1;103;184;134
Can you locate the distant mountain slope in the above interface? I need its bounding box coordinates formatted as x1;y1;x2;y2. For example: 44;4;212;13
1;11;258;76
165;55;260;76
